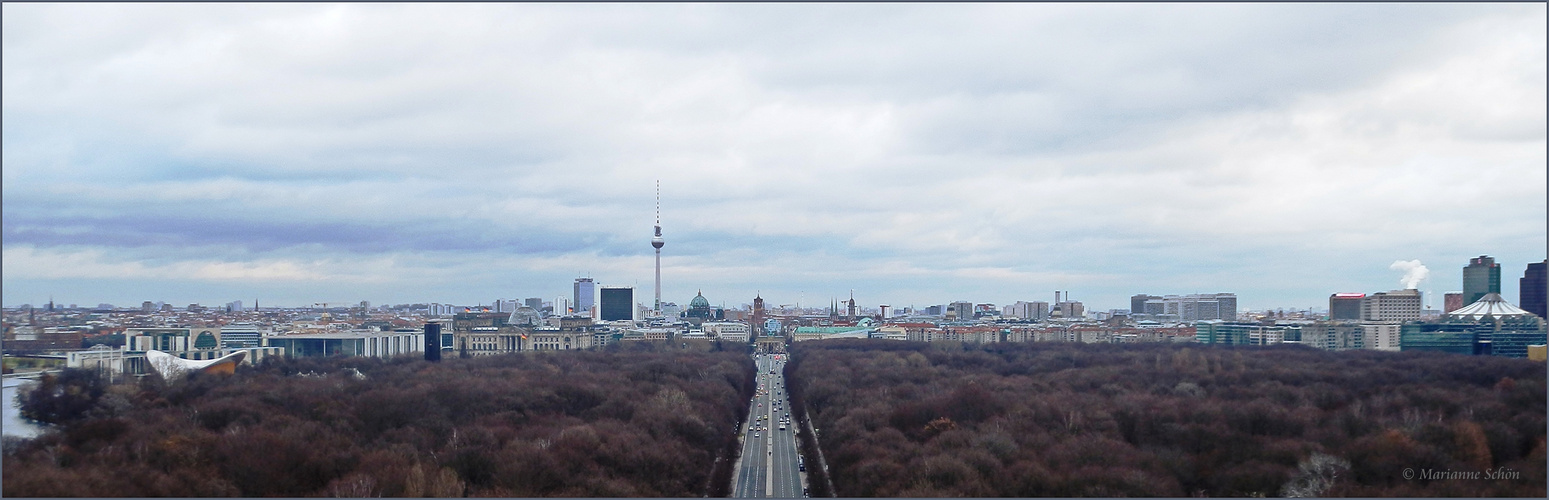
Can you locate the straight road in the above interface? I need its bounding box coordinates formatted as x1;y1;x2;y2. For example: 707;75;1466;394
732;353;807;498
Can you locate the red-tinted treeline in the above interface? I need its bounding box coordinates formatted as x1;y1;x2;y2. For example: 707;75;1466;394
3;342;756;497
785;340;1545;497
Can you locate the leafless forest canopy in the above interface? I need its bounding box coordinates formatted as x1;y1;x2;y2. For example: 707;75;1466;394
3;343;756;497
786;340;1546;497
5;339;1545;497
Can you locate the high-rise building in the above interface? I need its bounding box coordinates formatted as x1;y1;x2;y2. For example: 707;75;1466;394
599;286;635;321
1444;292;1464;313
423;322;442;362
1131;295;1161;316
574;278;596;316
1361;289;1421;322
1133;293;1237;321
1329;293;1364;320
947;301;974;321
1463;255;1501;305
1521;260;1547;318
652;180;665;313
1005;301;1047;320
524;298;543;310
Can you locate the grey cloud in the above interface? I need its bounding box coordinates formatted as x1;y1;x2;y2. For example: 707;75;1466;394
3;3;1543;309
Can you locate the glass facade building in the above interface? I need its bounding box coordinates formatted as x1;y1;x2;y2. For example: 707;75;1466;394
1401;316;1547;358
599;286;634;321
1195;321;1302;346
1463;255;1502;305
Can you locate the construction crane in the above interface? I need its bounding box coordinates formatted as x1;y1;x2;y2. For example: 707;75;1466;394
314;303;331;323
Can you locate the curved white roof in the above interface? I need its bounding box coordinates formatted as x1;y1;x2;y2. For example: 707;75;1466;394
1447;293;1536;320
146;349;246;381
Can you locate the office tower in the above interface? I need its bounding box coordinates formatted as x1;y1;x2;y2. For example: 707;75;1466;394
1329;293;1365;320
1029;301;1050;320
1006;301;1042;320
1522;260;1547;318
424;323;442;362
1131;295;1161;316
600;286;635;321
948;301;974;320
1131;293;1237;321
652;180;665;312
1361;289;1421;322
1463;255;1501;305
1444;292;1463;313
574;277;595;316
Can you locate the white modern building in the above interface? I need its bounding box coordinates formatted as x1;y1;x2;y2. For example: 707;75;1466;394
1362;289;1421;322
701;322;751;342
264;330;423;359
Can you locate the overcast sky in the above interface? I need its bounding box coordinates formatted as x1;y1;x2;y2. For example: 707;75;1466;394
4;3;1545;312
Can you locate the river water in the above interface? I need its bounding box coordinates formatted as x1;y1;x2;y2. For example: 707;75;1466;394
3;377;48;438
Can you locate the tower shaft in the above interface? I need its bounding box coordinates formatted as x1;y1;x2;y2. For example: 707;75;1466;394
655;248;662;312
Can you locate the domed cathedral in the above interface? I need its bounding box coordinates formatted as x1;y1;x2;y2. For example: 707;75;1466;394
686;290;713;325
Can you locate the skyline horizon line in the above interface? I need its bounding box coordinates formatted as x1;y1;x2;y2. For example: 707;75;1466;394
8;282;1528;315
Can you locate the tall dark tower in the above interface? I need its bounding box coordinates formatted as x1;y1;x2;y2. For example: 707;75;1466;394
753;293;765;335
652;180;665;313
423;322;442;362
1522;260;1547;318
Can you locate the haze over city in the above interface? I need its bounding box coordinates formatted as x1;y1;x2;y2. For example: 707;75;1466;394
3;2;1544;312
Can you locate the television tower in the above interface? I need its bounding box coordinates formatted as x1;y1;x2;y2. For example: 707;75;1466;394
652;180;664;313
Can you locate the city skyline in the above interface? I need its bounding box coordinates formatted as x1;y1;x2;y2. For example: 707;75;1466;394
4;3;1545;312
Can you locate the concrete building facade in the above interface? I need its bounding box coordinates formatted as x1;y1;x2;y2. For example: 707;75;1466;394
1361;289;1421;322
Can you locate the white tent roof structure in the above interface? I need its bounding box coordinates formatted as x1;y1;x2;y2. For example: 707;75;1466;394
1447;293;1537;321
146;349;246;381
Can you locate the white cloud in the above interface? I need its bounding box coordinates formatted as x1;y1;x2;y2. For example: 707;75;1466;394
3;3;1543;308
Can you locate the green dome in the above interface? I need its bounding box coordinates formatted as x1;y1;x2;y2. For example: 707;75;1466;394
689;291;710;308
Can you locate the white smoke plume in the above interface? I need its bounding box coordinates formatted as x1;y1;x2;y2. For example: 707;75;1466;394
1390;260;1430;290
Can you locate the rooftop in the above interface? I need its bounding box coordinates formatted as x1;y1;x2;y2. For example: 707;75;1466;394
1447;293;1536;320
